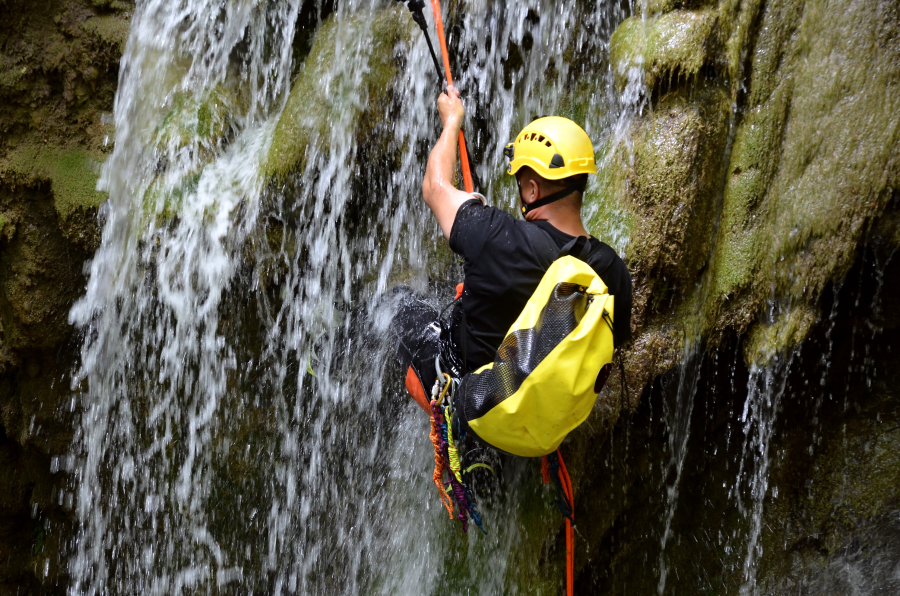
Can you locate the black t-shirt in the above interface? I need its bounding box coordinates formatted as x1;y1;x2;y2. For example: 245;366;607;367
448;198;633;370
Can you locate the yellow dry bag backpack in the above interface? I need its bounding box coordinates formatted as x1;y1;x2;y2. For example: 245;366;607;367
455;231;616;457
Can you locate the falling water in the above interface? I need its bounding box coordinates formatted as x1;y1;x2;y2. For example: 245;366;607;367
732;352;796;595
64;1;638;594
655;343;703;596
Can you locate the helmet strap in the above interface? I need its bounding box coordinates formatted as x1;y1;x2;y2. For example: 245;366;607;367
520;179;583;216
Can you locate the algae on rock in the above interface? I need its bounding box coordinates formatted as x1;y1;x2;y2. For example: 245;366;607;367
705;0;900;359
605;0;900;364
0;2;128;591
588;83;730;399
141;85;240;220
610;9;718;91
0;144;107;221
265;6;417;180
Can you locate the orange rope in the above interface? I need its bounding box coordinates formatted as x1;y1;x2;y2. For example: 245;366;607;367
557;449;575;596
429;403;454;518
429;0;475;193
541;451;576;594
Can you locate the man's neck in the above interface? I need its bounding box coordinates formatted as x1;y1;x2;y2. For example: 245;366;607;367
529;208;590;238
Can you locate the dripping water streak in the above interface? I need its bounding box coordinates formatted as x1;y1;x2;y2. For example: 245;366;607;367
656;343;702;596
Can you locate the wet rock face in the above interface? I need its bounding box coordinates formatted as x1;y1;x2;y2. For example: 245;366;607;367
624;84;730;331
712;0;900;362
0;0;131;591
567;243;900;594
0;0;127;153
566;0;900;591
592;0;900;403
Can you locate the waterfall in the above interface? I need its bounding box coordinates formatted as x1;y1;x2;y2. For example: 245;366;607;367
64;1;637;594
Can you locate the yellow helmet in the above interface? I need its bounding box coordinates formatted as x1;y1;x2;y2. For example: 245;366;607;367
504;116;597;180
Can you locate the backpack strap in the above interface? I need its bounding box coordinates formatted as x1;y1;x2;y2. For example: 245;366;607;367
556;235;592;261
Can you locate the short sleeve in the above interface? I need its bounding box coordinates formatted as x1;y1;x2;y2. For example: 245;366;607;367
449;198;508;262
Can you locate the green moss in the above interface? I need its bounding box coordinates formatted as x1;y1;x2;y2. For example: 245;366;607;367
139;85;238;220
701;0;900;361
0;144;107;220
90;0;133;11
155;86;234;157
0;59;28;92
625;86;730;289
82;15;130;52
709;82;791;301
264;6;416;180
610;9;717;91
585;138;634;256
609;16;647;86
141;172;201;221
743;304;818;365
642;0;679;15
0;213;12;242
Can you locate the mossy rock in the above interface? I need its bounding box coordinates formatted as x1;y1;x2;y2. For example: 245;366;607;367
0;144;107;220
141;85;239;220
703;0;900;360
0;212;13;242
610;9;717;91
0;58;29;93
89;0;134;11
585;135;634;256
82;15;131;52
743;303;819;365
155;86;236;151
622;85;730;313
637;0;721;16
264;6;417;180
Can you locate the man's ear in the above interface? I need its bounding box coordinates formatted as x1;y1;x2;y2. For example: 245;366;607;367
521;177;540;205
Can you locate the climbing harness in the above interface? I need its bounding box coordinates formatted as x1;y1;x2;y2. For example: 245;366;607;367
396;0;476;193
542;450;576;596
419;284;583;591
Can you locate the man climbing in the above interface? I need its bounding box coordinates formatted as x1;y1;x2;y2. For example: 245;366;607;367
393;85;632;414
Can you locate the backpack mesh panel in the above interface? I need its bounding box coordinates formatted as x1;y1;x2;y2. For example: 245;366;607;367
461;282;591;423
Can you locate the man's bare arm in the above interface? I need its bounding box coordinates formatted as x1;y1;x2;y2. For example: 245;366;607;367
422;85;475;239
